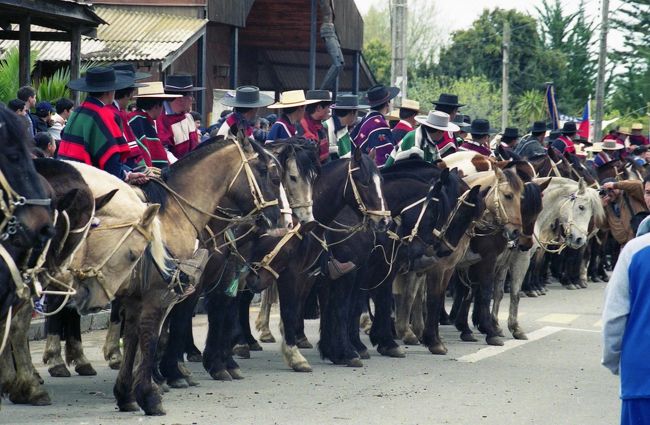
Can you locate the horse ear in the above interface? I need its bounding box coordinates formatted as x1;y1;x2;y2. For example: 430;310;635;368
537;177;552;192
56;188;81;212
468;185;481;198
494;166;507;182
577;177;586;194
440;167;450;183
369;148;377;162
95;189;119;211
353;147;362;163
140;204;160;228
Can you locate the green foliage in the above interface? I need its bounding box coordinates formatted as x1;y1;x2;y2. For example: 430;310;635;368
0;47;36;105
37;62;95;103
409;75;501;126
364;39;391;86
610;0;650;115
514;90;546;128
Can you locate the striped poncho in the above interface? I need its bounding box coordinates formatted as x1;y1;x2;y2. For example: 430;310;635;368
58;96;130;177
128;109;170;168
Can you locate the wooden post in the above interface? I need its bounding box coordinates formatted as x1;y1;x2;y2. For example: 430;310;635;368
18;15;31;87
352;51;360;95
70;27;81;105
196;33;206;117
501;20;510;132
230;27;239;89
593;0;609;144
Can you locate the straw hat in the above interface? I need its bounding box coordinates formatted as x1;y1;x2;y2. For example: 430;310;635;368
415;111;460;132
267;90;320;109
585;142;603;153
618;127;631;135
134;82;182;99
632;123;644;131
601;140;625;150
399;98;420;112
385;108;400;121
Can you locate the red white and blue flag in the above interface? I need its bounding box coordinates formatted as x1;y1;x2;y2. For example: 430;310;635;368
578;98;590;141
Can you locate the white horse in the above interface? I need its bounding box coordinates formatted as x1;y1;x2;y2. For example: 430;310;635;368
491;177;605;340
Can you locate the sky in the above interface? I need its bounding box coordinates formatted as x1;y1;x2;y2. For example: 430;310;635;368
353;0;624;50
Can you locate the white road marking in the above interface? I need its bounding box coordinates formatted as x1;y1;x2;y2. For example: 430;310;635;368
456;326;564;363
497;311;525;321
536;313;579;324
593;319;603;328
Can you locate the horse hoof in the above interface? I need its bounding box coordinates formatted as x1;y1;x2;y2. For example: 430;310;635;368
227;368;245;380
525;290;538;297
210;369;233;381
249;341;263;351
160;383;170;393
512;331;528;340
402;334;420;346
233;344;251;359
144;404;166;416
439;315;452;326
428;344;448;355
578;281;588;289
486;336;504;346
460;332;478;342
185;375;200;387
496;329;506;338
167;378;188;389
75;363;97;376
291;362;312;372
296;337;313;349
378;346;405;358
33;370;44;385
186;352;203;363
29;391;52;406
108;358;122;370
358;349;370;360
118;402;139;412
347;358;363;368
48;364;71;378
259;333;276;343
565;284;576;290
518;291;527;297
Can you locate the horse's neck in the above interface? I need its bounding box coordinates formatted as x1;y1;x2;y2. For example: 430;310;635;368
313;161;349;225
382;179;429;216
536;186;571;236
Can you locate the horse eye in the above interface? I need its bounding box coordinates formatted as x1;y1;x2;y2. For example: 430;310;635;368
504;194;513;200
290;175;298;182
579;205;585;211
128;250;138;262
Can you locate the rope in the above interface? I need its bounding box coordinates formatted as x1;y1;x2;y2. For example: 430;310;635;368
0;304;11;354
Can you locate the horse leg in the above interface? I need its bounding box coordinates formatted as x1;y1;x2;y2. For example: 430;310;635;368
236;290;261;355
64;307;97;376
223;295;243;380
367;263;404;358
255;284;277;343
103;299;123;370
411;279;426;341
203;289;233;381
491;261;509;338
8;302;51;406
183;304;202;362
509;251;531;340
133;289;173;416
393;273;419;345
319;273;360;366
114;297;140;412
453;272;477;342
160;294;199;389
296;279;317;349
278;271;312;372
42;295;70;377
474;259;503;346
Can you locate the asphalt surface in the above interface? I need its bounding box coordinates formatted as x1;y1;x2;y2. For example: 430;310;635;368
1;278;619;425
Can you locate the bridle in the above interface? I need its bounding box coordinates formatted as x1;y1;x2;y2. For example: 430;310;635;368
70;215;154;302
343;160;391;221
432;189;477;251
250;223;305;280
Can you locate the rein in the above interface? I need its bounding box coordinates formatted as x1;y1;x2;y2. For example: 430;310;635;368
432;189;476;250
343;160;391;220
250;223;304;279
473;181;511;236
533;191;595;253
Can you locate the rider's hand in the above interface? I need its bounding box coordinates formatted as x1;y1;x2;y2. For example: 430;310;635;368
125;171;149;185
602;181;616;190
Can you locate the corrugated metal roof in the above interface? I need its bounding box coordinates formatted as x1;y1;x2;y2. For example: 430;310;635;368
0;6;207;63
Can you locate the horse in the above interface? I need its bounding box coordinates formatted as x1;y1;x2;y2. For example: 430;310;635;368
245;149;390;372
491;177;605;340
447;168;524;347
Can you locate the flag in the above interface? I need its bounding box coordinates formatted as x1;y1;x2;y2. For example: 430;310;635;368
578;97;590;141
545;83;560;130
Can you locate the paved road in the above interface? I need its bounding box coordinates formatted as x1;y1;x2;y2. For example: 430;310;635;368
1;279;619;425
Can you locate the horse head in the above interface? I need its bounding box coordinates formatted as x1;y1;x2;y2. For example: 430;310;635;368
266;138;320;224
245;221;318;292
346;149;390;231
491;167;524;242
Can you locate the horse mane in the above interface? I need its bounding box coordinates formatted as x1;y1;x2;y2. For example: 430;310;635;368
522;182;543;218
357;152;378;185
502;167;524;193
273;137;321;181
504;160;536;182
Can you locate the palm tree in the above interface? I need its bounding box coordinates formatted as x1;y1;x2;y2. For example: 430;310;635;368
515;89;546;127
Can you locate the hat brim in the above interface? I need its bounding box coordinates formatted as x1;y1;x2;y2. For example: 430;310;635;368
470;129;497;136
363;86;400;107
415;115;460;132
164;86;205;93
331;102;369;110
68;73;135;92
602;144;625;150
220;93;275;108
432;100;465;108
267;98;321;109
455;122;471;129
134;71;152;81
134;93;182;99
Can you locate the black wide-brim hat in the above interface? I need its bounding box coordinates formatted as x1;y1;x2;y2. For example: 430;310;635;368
220;86;274;108
362;84;400;107
432;93;465;108
112;63;151;81
164;74;205;92
68;66;135;92
330;94;369;110
469;119;497;135
562;122;578;134
501;127;520;138
530;121;547;133
452;114;471;129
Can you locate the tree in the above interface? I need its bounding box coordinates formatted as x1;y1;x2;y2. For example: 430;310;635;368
364;39;391;86
436;9;562;98
410;75;502;126
514;89;546;128
610;0;650;114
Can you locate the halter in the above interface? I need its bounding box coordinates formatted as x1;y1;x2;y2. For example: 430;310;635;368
228;139;280;212
534;191;595;253
70;217;154;302
343;160;391;220
0;167;51;304
432;189;476;251
250;223;304;279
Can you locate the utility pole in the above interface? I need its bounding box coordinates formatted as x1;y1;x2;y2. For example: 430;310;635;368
390;0;408;100
593;0;609;144
501;20;510;132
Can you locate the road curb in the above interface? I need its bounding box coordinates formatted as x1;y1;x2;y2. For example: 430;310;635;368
28;310;111;341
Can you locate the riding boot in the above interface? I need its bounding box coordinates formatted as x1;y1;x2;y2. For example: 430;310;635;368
175;248;210;298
